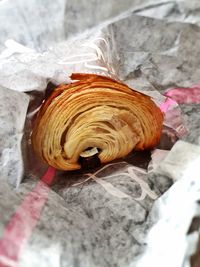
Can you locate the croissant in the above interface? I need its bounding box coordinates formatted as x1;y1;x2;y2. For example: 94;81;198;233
32;73;163;170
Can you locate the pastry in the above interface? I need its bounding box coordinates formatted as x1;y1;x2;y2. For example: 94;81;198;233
32;73;163;170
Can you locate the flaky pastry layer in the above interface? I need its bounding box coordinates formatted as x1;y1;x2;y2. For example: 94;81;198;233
32;73;164;170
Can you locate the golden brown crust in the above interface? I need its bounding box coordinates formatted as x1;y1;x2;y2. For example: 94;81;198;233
32;73;164;170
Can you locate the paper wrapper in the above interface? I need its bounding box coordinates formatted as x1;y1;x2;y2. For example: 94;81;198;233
0;0;200;266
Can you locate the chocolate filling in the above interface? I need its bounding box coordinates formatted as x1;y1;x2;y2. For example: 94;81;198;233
78;148;101;170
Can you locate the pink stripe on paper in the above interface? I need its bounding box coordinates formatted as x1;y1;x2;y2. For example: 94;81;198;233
0;167;55;267
164;86;200;104
159;97;177;113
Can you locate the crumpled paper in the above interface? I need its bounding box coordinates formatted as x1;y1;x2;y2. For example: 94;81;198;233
137;141;200;267
0;86;29;187
0;0;200;266
1;0;200;54
0;22;186;187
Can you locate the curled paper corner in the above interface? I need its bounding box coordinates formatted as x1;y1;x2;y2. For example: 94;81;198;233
4;39;35;53
0;39;35;59
148;149;169;174
155;140;200;182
